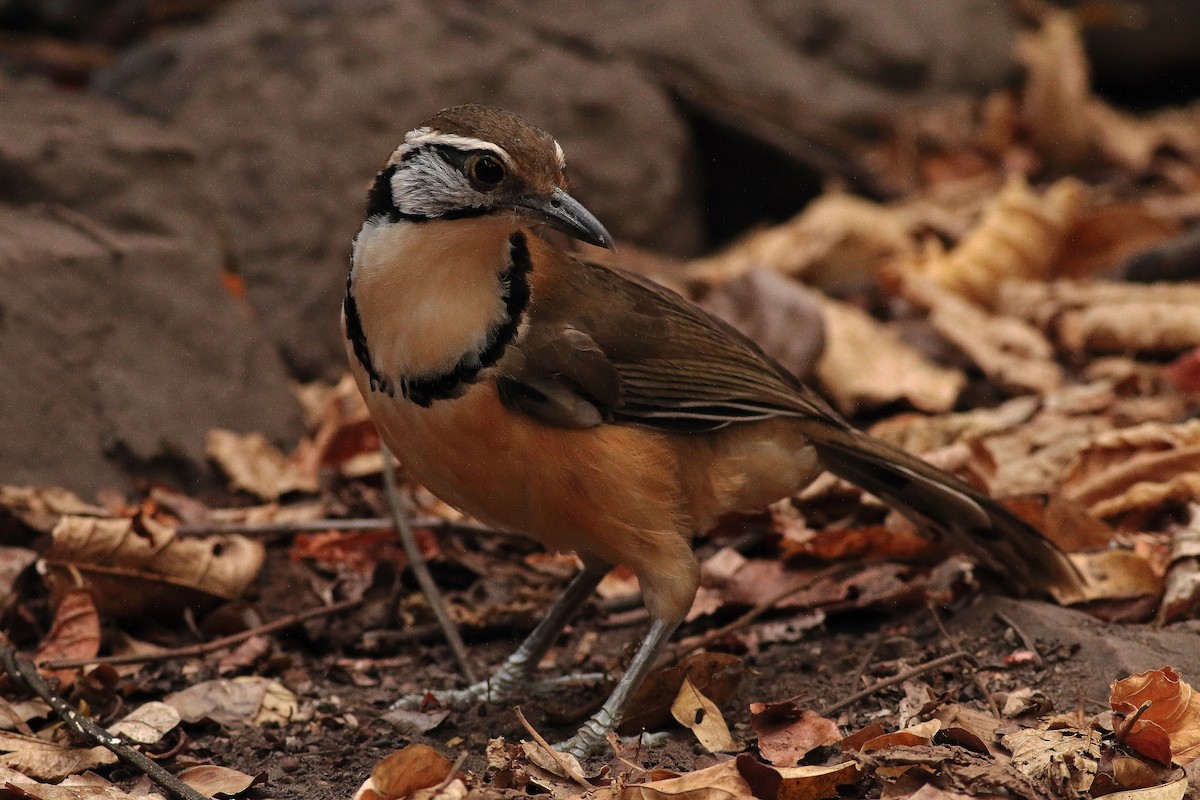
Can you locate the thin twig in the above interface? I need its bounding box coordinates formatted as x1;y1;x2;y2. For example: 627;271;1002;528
42;597;362;670
0;634;210;800
381;445;477;684
176;516;512;539
820;651;975;716
995;610;1043;667
669;564;852;663
433;751;468;794
514;706;591;788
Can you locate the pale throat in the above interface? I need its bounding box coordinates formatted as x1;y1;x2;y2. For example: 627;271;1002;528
349;216;518;385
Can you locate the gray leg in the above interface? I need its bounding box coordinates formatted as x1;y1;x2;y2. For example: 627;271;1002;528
556;616;680;759
393;563;607;709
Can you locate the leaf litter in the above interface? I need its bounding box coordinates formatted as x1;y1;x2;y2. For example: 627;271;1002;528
3;8;1200;800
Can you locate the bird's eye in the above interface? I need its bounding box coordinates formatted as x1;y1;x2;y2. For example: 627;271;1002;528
468;154;505;187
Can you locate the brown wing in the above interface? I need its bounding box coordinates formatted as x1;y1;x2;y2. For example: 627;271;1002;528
498;254;845;433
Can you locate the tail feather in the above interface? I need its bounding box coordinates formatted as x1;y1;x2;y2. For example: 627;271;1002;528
800;422;1086;602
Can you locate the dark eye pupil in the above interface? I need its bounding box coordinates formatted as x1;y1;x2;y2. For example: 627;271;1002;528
474;156;504;185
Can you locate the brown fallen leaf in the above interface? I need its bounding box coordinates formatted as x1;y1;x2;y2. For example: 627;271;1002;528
1158;505;1200;624
3;770;147;800
206;428;319;500
164;676;298;728
619;652;742;736
734;755;857;800
900;276;1062;395
293;374;384;479
611;755;855;800
671;677;736;754
1162;348;1200;393
177;764;265;798
749;702;839;766
1094;777;1189;800
32;588;99;688
1060;419;1200;518
0;730;115;781
858;720;942;754
0;546;37;615
1018;8;1092;169
683;193;914;290
906;175;1083;305
1067;550;1161;606
107;701;181;745
1111;667;1200;766
1001;726;1100;795
352;744;457;800
0;485;108;536
40;514;264;619
815;296;965;415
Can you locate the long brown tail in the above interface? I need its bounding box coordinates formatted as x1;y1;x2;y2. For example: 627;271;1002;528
799;422;1087;602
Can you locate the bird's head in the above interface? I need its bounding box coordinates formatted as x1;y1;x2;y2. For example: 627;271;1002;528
368;104;613;249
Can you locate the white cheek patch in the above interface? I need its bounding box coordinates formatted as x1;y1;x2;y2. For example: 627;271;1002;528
391;148;489;218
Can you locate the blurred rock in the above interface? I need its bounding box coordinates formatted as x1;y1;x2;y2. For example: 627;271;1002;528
95;0;1020;380
0;77;303;494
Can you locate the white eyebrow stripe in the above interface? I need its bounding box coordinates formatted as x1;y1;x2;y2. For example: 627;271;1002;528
554;140;566;170
391;129;513;166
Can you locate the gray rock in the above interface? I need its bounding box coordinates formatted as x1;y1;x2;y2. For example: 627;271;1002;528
0;78;303;494
95;0;1018;380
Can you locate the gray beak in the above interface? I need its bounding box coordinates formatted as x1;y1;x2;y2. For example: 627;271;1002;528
507;187;615;250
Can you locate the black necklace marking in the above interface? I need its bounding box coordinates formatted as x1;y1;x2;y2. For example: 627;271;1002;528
343;231;533;407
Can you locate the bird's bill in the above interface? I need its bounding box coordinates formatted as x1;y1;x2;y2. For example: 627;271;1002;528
505;187;615;250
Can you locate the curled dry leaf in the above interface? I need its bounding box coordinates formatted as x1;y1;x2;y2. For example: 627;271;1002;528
905;175;1083;305
1096;778;1190;800
40;514;264;618
177;765;265;798
1110;667;1200;766
352;744;456;800
1067;550;1161;606
164;676;298;728
683;193;914;290
670;677;736;754
2;770;148;800
1060;419;1200;518
900;277;1062;395
815;296;964;415
999;280;1200;355
32;588;99;688
749;702;839;766
1000;727;1100;796
1158;506;1200;624
206;428;319;501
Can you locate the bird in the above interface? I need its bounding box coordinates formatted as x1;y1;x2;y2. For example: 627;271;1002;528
342;104;1085;758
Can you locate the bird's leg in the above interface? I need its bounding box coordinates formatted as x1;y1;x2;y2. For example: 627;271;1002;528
556;615;680;759
392;563;607;710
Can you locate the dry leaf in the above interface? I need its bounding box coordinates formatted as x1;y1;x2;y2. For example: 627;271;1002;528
352;744;454;800
0;730;116;780
1060;419;1200;518
177;764;265;798
1159;506;1200;624
1097;777;1189;800
735;755;857;800
0;485;107;535
1001;727;1100;795
40;514;264;618
859;720;942;753
0;546;37;615
32;588;99;688
620;652;742;736
206;428;319;500
906;176;1083;304
1068;550;1161;604
749;702;839;766
1110;667;1200;766
614;758;750;800
3;770;148;800
684;193;914;289
815;296;964;415
107;701;180;745
671;677;736;753
1018;9;1092;168
164;676;297;728
901;276;1062;394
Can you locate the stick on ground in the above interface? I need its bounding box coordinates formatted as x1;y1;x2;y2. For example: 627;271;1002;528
0;634;211;800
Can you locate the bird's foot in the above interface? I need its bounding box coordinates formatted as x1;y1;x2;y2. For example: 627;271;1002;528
392;671;606;712
554;708;617;760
